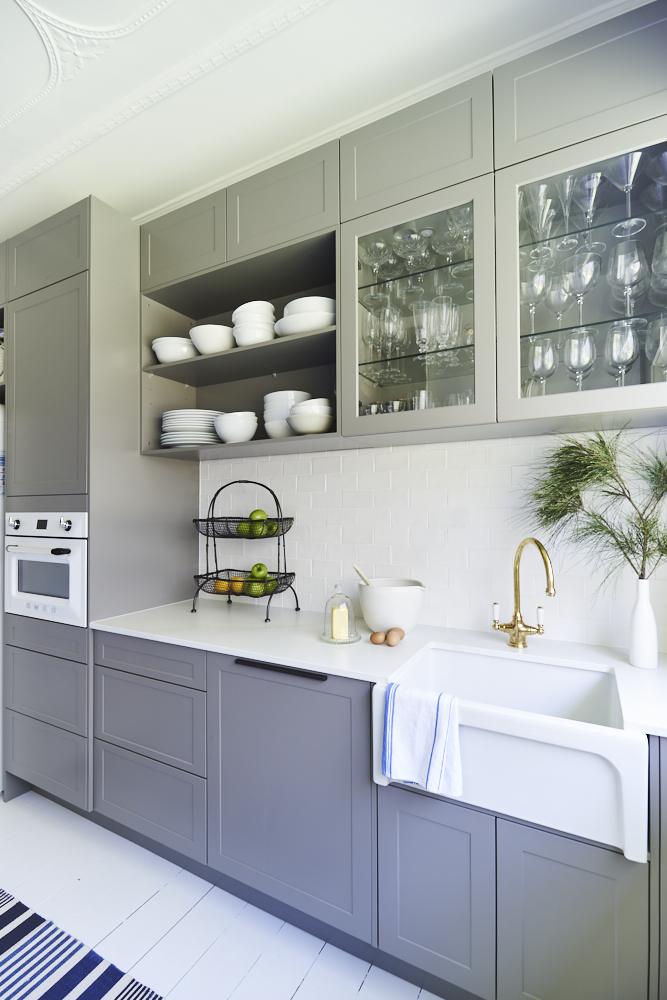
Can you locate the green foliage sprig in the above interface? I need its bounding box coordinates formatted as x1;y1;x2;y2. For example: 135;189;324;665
523;429;667;585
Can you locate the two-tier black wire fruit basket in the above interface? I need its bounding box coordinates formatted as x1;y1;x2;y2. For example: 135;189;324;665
192;480;299;622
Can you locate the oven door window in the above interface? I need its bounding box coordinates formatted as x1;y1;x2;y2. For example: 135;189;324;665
18;559;69;600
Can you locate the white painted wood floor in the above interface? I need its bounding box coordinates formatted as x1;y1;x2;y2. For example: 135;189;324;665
0;790;439;1000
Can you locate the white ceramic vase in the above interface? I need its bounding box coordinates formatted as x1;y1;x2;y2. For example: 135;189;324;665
628;578;658;669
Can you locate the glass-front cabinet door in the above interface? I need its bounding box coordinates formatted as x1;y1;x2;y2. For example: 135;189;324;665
496;113;667;425
340;176;496;436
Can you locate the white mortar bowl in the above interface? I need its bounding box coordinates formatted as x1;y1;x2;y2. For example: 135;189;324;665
358;579;425;635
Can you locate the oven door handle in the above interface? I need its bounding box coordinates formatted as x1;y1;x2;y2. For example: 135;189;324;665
5;545;71;555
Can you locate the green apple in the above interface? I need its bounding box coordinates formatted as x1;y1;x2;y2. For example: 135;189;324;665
264;578;277;593
265;520;279;536
250;562;268;579
244;579;265;597
249;509;267;521
249;521;267;538
236;522;251;537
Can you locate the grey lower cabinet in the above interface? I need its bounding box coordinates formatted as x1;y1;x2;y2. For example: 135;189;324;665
4;709;87;808
6;272;89;496
496;819;649;1000
378;785;495;1000
93;631;206;690
226;141;339;260
493;0;667;167
140;191;226;291
5;613;88;662
207;653;373;941
6;199;89;301
340;72;493;221
5;646;87;735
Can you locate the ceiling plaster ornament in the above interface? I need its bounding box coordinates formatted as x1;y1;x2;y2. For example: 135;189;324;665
3;0;177;127
0;0;334;199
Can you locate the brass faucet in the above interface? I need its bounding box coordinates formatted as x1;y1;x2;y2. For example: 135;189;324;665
493;537;556;648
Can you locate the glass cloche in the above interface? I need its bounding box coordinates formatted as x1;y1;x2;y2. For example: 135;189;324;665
321;583;361;644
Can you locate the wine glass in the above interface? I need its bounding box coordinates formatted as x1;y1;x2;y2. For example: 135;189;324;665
564;328;597;390
431;227;464;264
397;279;424;310
544;278;575;334
358;237;392;279
410;300;433;355
604;321;639;386
431;295;459;351
647;314;667;380
555;174;579;251
607;240;649;317
573;173;607;253
377;255;404;281
560;253;601;326
652;230;667;281
520;267;551;336
361;308;380;365
604;152;647;236
528;336;559;395
641;183;667;214
361;290;389;311
392;227;427;260
646;152;667;186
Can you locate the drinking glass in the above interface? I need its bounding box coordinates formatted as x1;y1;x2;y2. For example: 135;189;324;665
573;173;607;253
392;227;427;260
359;237;392;278
522;378;543;397
564;329;597;390
405;246;436;277
528;336;559;394
641;183;667;214
555;174;579;251
648;315;667;380
377;255;404;281
449;204;474;277
652;230;667;281
544;278;575;332
520;267;551;336
410;300;434;355
436;280;464;300
646;152;667;186
431;227;464;264
446;389;474;406
361;290;389;311
560;253;601;326
431;295;455;348
361;309;381;364
377;305;404;355
397;280;424;309
604;321;639;386
607;240;649;317
604;152;647;237
524;199;557;259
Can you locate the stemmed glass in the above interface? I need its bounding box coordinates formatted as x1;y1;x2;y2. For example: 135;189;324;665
520;267;551;336
573;173;607;254
377;305;405;376
361;289;389;311
604;321;639;386
431;296;461;366
359;237;392;279
449;205;474;277
522;183;555;260
647;314;667;380
377;255;404;282
560;253;601;326
607;240;649;317
543;278;575;335
410;300;434;356
604;152;647;237
555;174;579;251
564;329;597;390
392;227;427;261
361;309;381;368
431;226;464;265
528;337;559;395
646;152;667;186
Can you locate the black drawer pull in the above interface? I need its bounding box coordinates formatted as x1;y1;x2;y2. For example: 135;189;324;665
234;657;327;681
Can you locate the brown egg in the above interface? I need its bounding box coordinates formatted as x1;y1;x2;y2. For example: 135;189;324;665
386;629;403;646
370;632;386;644
389;627;405;640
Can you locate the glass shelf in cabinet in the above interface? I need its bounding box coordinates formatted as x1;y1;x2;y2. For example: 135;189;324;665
519;307;666;342
359;346;475;388
518;205;667;253
357;254;474;293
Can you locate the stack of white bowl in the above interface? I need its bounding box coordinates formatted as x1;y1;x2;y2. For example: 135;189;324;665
274;297;336;337
189;324;234;354
263;390;311;439
161;409;223;447
287;397;334;435
214;411;258;444
231;301;276;347
152;337;198;363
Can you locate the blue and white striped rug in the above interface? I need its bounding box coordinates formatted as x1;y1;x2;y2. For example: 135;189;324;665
0;889;162;999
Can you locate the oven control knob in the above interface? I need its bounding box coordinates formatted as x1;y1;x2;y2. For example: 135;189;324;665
60;518;72;532
8;518;20;530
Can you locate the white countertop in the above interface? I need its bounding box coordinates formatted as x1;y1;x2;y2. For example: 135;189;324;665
91;599;667;738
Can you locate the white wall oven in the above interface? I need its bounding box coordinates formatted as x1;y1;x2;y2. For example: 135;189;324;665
5;512;87;627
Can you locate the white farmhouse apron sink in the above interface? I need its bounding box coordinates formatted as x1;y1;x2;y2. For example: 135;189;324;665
372;643;648;862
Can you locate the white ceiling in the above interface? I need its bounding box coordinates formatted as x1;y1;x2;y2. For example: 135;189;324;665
0;0;654;241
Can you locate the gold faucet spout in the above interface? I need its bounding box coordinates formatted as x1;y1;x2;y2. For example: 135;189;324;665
494;537;556;648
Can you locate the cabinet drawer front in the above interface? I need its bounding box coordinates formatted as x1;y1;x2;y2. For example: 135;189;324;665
94;666;206;776
5;614;88;662
4;710;87;809
94;740;206;862
227;141;339;259
341;73;493;220
93;631;206;689
494;2;667;167
140;191;226;290
378;786;496;998
5;646;87;735
7;200;89;300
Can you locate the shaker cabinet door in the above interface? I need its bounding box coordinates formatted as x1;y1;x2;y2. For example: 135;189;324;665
140;191;226;290
6;199;89;300
5;646;87;735
378;786;496;999
4;709;88;809
340;72;493;221
6;273;89;496
226;142;339;259
497;819;649;1000
207;653;373;941
494;1;667;167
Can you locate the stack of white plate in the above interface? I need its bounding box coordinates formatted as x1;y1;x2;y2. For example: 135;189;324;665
231;301;276;347
274;297;336;337
263;390;310;439
161;409;224;448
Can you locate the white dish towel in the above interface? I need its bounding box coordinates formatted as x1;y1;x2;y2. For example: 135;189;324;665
382;682;462;797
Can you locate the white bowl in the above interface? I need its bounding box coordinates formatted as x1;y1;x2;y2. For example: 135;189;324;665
264;419;296;439
264;390;311;407
264;407;292;421
232;301;275;324
287;413;334;435
233;322;276;335
214;412;258;443
291;407;333;418
274;312;335;337
152;341;198;363
284;296;336;316
189;324;234;354
358;579;425;635
233;328;275;347
290;400;332;414
152;336;193;344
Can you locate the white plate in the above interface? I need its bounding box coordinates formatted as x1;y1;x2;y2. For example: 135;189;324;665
274;312;335;337
162;409;223;417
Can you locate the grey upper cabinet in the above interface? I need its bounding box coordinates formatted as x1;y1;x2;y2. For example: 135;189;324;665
340;73;493;221
497;819;649;1000
226;141;339;260
207;653;373;941
378;786;496;999
6;199;89;300
140;191;226;290
6;272;89;496
0;241;6;303
494;0;667;167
